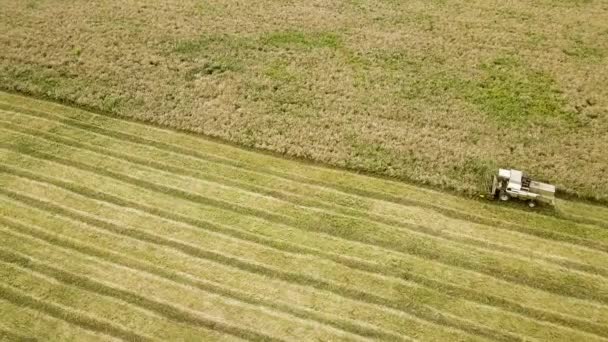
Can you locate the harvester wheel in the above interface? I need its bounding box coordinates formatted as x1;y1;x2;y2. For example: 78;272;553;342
499;191;509;201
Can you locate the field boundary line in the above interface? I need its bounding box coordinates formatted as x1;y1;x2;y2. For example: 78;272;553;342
4;99;608;231
556;211;608;230
2;166;608;339
1;120;606;278
1;103;604;244
0;215;409;342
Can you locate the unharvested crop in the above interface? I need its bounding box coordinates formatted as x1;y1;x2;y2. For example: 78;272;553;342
0;92;607;340
0;0;607;201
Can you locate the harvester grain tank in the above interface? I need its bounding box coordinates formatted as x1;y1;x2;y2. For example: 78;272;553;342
490;169;555;207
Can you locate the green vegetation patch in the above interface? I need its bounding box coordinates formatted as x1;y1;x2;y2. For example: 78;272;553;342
464;57;574;124
264;59;299;82
174;35;248;80
244;58;316;118
174;34;253;55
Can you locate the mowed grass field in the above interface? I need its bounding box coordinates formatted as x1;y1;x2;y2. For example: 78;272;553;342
0;92;608;341
1;0;607;202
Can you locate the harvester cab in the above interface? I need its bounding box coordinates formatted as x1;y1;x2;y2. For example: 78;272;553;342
490;169;555;208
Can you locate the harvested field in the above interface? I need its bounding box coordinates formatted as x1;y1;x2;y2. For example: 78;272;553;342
1;92;608;340
1;0;607;201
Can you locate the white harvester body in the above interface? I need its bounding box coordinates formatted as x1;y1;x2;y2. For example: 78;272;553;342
491;169;555;207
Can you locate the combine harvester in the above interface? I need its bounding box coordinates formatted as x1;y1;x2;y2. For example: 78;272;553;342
490;169;556;208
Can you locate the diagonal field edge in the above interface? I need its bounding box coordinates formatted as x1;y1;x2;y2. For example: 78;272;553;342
1;120;606;279
2;119;606;277
2;99;605;230
3;101;605;232
1;102;604;245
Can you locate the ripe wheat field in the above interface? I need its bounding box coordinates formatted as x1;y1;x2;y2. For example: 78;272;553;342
0;92;608;341
1;0;607;202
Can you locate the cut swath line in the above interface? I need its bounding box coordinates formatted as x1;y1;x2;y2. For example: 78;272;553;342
0;249;284;342
7;227;592;342
1;103;603;246
1;121;605;278
0;239;364;342
0;282;151;342
0;215;409;342
0;260;174;336
2;166;608;340
0;327;37;342
557;211;608;230
0;116;376;222
2;145;607;311
0;186;521;342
